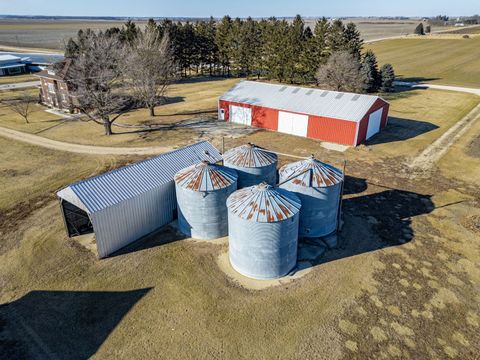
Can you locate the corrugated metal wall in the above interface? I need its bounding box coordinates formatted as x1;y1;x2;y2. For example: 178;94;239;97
91;182;176;258
356;99;389;145
307;115;357;145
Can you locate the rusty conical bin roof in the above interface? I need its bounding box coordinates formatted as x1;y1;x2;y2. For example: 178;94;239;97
279;156;343;188
223;143;277;168
174;161;237;191
227;183;301;223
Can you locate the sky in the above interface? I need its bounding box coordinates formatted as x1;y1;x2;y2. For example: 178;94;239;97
0;0;478;18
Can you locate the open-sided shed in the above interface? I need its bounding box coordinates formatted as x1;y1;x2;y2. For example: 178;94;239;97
57;141;222;258
218;81;389;146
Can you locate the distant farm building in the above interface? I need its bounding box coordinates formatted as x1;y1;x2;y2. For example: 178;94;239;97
36;60;77;112
0;55;26;76
57;141;222;258
219;81;389;146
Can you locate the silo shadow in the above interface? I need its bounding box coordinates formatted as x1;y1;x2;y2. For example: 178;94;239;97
0;288;152;359
297;186;435;268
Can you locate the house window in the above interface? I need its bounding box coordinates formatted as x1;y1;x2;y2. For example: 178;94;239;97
62;94;67;102
47;83;55;93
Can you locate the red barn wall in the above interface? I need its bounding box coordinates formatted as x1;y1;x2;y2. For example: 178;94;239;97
307;115;357;145
356;99;390;145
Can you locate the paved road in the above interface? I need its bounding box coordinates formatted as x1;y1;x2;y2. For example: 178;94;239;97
394;81;480;96
0;81;40;91
0;126;170;155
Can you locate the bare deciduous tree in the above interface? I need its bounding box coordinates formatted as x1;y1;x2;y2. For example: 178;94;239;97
1;92;36;123
67;32;128;135
124;29;176;117
315;50;365;93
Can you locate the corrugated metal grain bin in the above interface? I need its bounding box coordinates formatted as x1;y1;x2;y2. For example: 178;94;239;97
227;183;301;280
174;161;238;240
279;156;343;238
223;143;278;188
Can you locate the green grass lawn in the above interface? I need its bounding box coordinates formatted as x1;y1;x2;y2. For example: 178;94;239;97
366;37;480;87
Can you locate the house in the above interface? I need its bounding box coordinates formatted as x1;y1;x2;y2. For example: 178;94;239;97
36;59;76;112
218;81;389;146
57;141;222;258
0;55;26;76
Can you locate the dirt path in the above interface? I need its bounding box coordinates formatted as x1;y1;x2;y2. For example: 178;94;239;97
395;81;480;96
409;103;480;170
0;126;171;155
0;81;40;91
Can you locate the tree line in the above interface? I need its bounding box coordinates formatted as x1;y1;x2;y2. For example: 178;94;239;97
65;15;394;90
61;15;395;135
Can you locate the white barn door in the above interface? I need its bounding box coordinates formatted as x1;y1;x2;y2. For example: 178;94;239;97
278;111;309;137
230;105;252;126
366;108;383;140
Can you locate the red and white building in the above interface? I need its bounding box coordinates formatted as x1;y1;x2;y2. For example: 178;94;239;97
218;81;389;146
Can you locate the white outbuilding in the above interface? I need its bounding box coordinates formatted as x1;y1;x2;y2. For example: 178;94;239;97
57;141;222;258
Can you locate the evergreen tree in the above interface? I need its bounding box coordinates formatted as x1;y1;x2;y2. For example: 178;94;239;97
313;17;330;64
263;19;289;82
414;23;425;35
342;22;363;59
379;63;395;92
299;26;318;82
326;19;345;54
216;16;233;75
121;20;139;44
238;17;261;76
64;38;79;58
285;14;305;82
361;50;380;92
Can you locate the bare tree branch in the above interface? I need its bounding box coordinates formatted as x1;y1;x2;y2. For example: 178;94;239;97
316;50;365;93
1;92;36;123
123;28;177;117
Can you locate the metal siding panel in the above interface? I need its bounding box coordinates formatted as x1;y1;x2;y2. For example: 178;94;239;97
307;115;357;145
92;182;176;258
366;108;383;140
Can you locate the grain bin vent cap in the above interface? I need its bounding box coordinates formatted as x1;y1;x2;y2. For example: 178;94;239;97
223;143;278;168
227;182;301;223
279;156;343;188
174;161;237;191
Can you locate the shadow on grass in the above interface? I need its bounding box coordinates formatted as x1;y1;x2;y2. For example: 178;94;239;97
0;288;152;359
297;176;437;270
365;117;439;145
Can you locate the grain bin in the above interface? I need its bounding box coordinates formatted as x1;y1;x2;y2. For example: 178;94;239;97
279;156;343;238
227;183;301;279
223;143;278;188
174;161;238;240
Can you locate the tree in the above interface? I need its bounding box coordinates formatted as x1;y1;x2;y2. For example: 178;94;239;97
425;25;431;34
313;17;330;65
342;22;363;59
67;31;128;135
299;26;318;82
315;50;364;93
285;14;305;82
414;23;425;35
124;29;176;117
379;64;395;92
216;16;233;76
64;38;79;58
121;20;139;44
326;19;345;55
361;50;380;93
1;92;36;123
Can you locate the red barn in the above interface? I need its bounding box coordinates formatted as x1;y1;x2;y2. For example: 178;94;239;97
218;81;389;146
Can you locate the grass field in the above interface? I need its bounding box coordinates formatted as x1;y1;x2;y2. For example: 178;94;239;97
441;25;480;35
1;90;479;358
0;73;479;358
0;73;37;84
366;37;480;87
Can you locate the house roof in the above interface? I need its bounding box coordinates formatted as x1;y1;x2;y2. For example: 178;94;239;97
220;80;387;122
57;141;222;214
36;59;72;81
0;54;22;64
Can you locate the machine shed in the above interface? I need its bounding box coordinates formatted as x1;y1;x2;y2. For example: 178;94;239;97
219;81;389;146
57;141;222;258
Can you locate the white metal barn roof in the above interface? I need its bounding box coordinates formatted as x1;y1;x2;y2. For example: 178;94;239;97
220;80;386;122
57;141;222;214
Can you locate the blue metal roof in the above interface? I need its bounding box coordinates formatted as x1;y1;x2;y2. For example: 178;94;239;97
57;141;222;213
